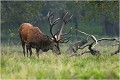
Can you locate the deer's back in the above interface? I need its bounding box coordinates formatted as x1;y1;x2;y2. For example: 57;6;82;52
18;23;33;41
27;27;48;43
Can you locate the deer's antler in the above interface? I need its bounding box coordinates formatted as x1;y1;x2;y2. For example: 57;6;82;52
57;12;73;41
47;11;60;41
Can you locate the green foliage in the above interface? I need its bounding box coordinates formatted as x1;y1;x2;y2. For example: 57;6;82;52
1;1;43;25
1;1;119;37
78;25;103;35
1;44;120;79
66;1;115;23
8;29;15;38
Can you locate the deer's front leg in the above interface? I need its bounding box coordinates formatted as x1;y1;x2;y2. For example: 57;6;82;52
36;48;43;57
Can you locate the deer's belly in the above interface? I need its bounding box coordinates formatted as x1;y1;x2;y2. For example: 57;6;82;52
41;48;49;52
29;43;49;52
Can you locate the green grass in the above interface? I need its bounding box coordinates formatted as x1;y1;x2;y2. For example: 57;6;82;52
1;44;120;79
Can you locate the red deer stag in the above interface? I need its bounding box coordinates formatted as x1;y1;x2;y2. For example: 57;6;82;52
18;11;72;57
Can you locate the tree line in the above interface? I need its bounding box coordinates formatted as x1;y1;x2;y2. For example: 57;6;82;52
1;1;119;39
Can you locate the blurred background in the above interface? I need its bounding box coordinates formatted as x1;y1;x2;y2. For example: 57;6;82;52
1;1;119;44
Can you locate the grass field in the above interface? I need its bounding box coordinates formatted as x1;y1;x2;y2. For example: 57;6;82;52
1;43;120;79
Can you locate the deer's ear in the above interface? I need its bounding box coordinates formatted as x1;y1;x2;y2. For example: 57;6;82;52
51;37;56;42
51;37;54;40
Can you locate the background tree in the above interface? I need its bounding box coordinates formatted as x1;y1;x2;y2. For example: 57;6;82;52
1;1;119;43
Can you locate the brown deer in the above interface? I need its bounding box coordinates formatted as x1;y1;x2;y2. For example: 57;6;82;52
18;11;72;57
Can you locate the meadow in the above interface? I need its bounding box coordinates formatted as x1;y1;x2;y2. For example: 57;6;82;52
1;43;120;79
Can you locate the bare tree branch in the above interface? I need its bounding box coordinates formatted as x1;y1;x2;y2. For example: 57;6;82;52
72;29;119;56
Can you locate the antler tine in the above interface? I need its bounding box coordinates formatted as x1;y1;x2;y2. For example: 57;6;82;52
48;11;60;26
63;12;68;20
61;27;72;37
47;11;50;17
63;12;73;24
47;11;54;26
60;40;69;43
60;36;71;43
47;11;53;18
65;15;73;24
57;23;64;41
60;37;70;43
52;18;60;26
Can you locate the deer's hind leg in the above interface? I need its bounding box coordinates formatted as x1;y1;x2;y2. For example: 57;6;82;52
21;41;25;56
